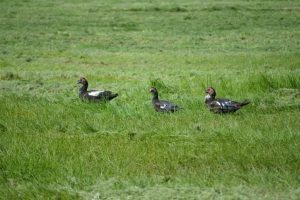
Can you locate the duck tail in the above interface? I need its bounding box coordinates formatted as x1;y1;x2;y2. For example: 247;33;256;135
109;93;118;100
169;105;182;112
240;99;250;106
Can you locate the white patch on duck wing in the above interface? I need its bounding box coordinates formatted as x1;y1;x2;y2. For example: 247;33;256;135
160;103;168;109
88;91;105;96
216;101;221;106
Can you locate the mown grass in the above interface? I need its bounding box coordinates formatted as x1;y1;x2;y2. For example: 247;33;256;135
0;0;300;199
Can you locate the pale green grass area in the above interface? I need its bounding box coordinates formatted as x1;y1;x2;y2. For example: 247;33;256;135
0;0;300;199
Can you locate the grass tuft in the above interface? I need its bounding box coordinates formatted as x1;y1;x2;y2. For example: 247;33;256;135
246;74;300;92
0;72;21;80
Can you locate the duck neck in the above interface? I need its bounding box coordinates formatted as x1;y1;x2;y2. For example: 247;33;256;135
79;83;88;94
152;92;159;103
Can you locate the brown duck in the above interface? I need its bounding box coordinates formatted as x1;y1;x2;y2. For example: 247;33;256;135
204;87;250;113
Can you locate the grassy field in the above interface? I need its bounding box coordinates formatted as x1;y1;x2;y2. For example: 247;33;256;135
0;0;299;199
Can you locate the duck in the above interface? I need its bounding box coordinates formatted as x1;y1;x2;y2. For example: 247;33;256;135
149;87;181;112
204;87;250;113
77;77;118;102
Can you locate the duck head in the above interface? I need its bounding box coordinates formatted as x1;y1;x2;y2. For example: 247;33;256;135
205;87;216;103
149;87;158;94
77;77;89;93
77;77;88;85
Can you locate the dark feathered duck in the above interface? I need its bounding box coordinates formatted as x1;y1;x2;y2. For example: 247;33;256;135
204;87;250;113
77;77;118;102
149;87;180;112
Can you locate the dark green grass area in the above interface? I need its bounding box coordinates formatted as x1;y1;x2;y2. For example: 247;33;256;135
0;0;300;199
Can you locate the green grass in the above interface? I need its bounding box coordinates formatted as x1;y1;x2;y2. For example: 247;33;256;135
0;0;300;199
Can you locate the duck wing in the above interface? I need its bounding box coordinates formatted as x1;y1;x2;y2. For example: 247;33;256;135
156;100;180;112
87;90;118;101
209;98;241;113
88;90;105;97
